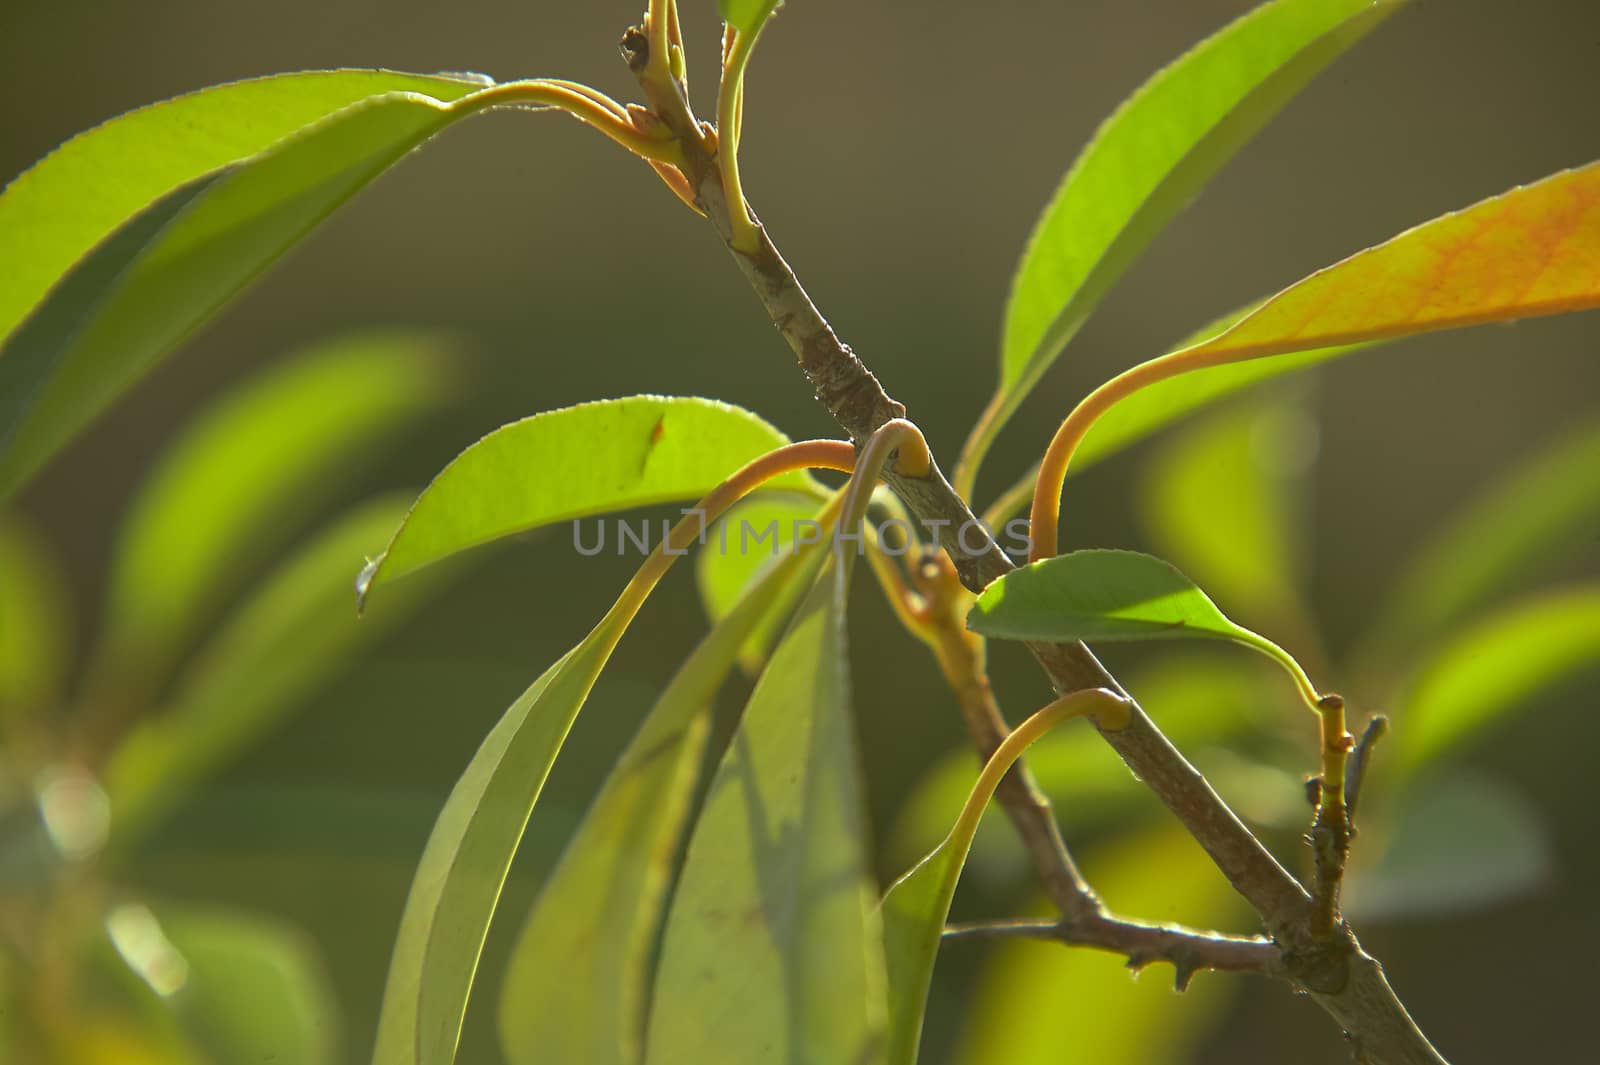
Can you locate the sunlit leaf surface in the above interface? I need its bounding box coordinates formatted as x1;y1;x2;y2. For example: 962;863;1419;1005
0;73;489;498
361;396;816;602
0;515;71;725
1167;162;1600;366
90;332;450;692
719;0;785;35
1138;393;1315;626
1396;585;1600;770
695;491;828;672
969;0;1402;485
158;905;341;1065
497;533;828;1065
648;560;887;1065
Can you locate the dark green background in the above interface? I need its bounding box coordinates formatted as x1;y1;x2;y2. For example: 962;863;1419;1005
2;1;1596;1061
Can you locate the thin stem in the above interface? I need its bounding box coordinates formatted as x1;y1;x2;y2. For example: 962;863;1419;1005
453;80;684;165
943;917;1279;987
840;420;931;539
934;690;1129;876
607;439;854;625
1310;693;1354;939
953;389;1008;502
717;28;763;251
1029;344;1295;563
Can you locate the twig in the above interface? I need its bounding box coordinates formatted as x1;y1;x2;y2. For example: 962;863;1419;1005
1346;714;1390;825
943;914;1280;991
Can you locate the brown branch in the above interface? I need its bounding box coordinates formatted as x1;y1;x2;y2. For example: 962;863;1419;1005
943;914;1281;991
625;27;1447;1065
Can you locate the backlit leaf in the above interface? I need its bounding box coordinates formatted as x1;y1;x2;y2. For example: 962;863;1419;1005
158;905;341;1065
89;331;450;696
970;549;1313;686
0;72;491;498
103;496;447;847
1396;585;1600;770
695;490;827;672
647;557;887;1064
1374;418;1600;648
374;644;609;1065
360;396;816;603
880;689;1124;1065
1137;393;1316;627
968;0;1402;486
1158;162;1600;368
719;0;785;35
1346;772;1549;921
0;515;72;727
497;513;830;1065
0;70;488;346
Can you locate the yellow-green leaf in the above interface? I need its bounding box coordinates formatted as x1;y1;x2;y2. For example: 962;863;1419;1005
966;0;1403;489
361;396;816;603
0;72;491;498
1169;162;1600;367
88;331;450;698
497;512;830;1065
647;557;887;1064
1137;393;1316;628
1373;418;1600;648
1396;585;1600;771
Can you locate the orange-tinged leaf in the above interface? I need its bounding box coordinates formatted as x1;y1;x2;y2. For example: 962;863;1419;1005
1180;162;1600;361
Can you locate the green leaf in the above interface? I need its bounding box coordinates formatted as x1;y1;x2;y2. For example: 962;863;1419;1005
373;642;611;1065
880;688;1124;1065
719;0;785;34
88;330;451;695
1137;393;1315;626
361;396;816;603
695;491;828;672
0;70;488;346
0;515;72;727
890;654;1272;869
1346;772;1549;921
102;496;448;847
497;515;830;1065
1395;585;1600;771
968;549;1314;699
156;905;341;1065
955;827;1244;1065
1374;419;1600;648
0;72;491;498
647;558;887;1064
974;0;1402;479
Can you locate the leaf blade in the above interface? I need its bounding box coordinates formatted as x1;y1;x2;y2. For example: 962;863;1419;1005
983;0;1403;469
0;69;488;347
496;510;830;1065
91;331;451;693
1396;585;1600;771
646;558;887;1065
361;396;814;601
1168;162;1600;367
102;495;450;848
0;79;487;497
